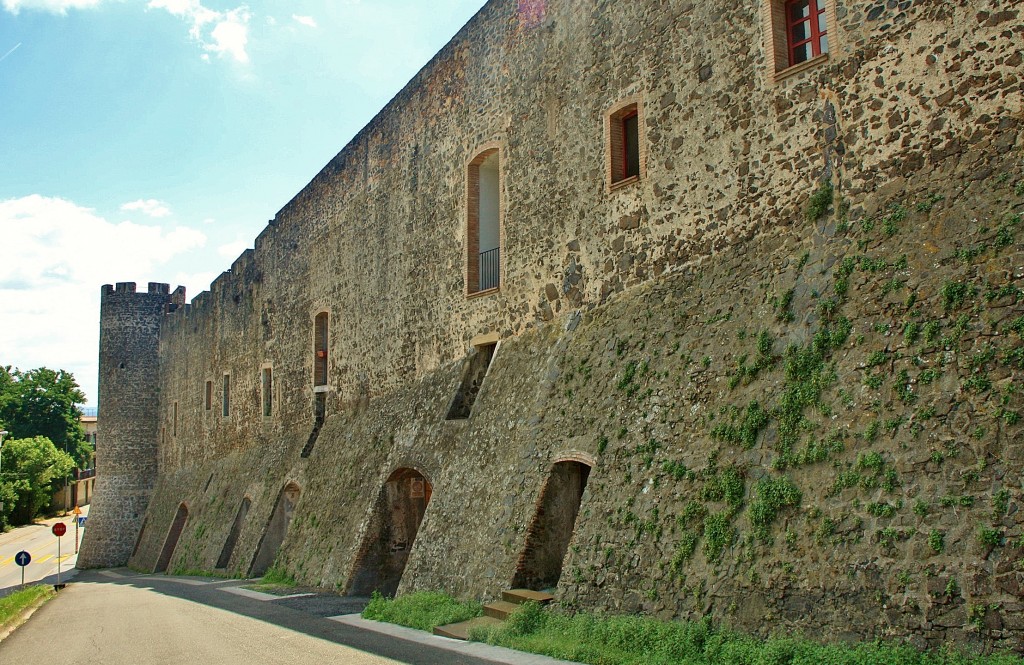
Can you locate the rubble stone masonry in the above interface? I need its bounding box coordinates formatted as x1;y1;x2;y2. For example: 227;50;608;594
80;0;1024;651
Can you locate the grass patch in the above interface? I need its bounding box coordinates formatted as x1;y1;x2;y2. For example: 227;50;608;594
468;603;1022;665
0;585;55;630
244;564;299;594
362;591;482;632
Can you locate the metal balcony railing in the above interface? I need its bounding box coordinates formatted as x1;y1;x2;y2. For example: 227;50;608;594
479;247;500;291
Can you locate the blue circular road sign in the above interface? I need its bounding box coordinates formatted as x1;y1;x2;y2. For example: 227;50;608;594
14;550;31;567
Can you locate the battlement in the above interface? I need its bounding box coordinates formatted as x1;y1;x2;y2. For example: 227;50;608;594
101;282;134;295
101;282;177;297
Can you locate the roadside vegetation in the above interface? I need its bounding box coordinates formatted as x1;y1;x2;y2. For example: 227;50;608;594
0;366;91;530
362;591;482;632
241;564;300;594
363;592;1023;665
0;585;55;632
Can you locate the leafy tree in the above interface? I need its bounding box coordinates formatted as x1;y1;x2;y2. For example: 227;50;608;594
0;366;90;467
0;436;74;528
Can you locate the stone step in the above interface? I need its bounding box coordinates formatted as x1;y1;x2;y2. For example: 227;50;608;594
432;616;502;641
501;589;555;605
483;600;520;620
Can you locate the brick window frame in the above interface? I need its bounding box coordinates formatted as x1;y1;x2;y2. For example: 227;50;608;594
763;0;837;82
465;142;504;298
605;96;646;191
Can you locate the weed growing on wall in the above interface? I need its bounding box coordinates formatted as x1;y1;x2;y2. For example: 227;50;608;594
806;182;834;221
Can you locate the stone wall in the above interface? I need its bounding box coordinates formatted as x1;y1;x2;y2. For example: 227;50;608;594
86;0;1024;652
77;282;182;568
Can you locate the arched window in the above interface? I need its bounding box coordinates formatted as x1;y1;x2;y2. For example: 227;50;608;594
467;147;502;295
347;468;433;596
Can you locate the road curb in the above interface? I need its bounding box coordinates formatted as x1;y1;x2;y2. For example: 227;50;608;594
330;614;579;665
0;586;58;644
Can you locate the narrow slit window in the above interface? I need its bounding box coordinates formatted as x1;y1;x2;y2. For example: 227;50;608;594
467;149;501;295
314;312;328;387
222;374;230;417
622;111;639;179
262;367;273;418
173;402;178;437
205;380;212;411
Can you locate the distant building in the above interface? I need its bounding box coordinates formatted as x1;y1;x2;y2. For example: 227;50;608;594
52;410;97;510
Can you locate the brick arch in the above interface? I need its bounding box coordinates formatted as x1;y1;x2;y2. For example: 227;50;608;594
345;466;434;596
384;457;436;488
512;458;593;591
553;450;598;468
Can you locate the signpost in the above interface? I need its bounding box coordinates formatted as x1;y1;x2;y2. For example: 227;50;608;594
73;506;84;553
74;514;86;553
15;550;31;588
52;521;67;588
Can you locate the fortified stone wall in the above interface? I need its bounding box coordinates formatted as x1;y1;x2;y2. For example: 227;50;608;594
85;0;1024;652
76;282;184;568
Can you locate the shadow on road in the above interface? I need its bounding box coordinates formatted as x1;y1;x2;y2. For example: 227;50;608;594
68;569;496;665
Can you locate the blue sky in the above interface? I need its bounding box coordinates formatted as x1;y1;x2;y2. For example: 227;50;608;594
0;0;486;407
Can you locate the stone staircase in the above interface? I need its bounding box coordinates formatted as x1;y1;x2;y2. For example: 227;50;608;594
433;589;554;641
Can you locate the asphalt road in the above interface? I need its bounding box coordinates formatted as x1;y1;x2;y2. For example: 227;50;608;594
0;507;85;596
0;569;573;665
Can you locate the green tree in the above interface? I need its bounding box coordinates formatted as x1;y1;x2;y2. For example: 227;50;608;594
0;366;90;467
0;436;75;528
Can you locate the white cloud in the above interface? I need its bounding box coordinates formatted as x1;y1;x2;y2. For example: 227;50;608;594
208;8;249;63
217;238;249;259
148;0;251;64
0;195;208;405
120;198;172;218
292;14;316;28
1;0;103;14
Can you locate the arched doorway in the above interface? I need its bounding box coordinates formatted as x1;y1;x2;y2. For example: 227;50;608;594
347;468;432;597
249;483;300;577
512;460;592;590
216;497;251;570
154;503;189;574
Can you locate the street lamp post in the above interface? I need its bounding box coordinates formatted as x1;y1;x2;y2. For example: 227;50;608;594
0;430;8;514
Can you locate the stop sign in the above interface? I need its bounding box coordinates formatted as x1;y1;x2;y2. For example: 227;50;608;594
52;522;67;537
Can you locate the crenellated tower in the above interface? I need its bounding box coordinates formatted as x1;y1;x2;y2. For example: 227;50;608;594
77;281;185;568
